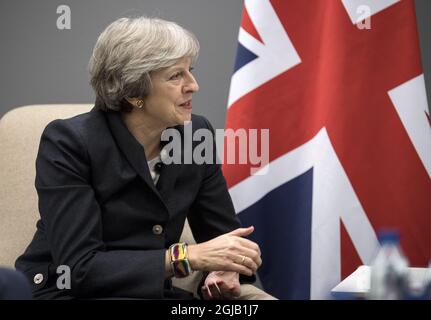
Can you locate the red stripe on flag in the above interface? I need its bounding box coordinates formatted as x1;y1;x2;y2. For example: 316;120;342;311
241;6;263;44
340;219;363;280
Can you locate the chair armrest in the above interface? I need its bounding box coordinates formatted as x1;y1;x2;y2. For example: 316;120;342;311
237;284;277;300
172;275;277;300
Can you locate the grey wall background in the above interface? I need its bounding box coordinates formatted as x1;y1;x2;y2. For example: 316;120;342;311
0;0;430;131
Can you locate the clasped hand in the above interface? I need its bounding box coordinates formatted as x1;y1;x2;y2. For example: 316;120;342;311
202;271;240;300
187;225;261;300
188;225;261;276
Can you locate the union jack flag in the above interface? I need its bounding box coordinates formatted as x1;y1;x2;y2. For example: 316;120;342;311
223;0;431;299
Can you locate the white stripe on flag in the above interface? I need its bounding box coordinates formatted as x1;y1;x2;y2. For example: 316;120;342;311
389;74;431;178
341;0;400;24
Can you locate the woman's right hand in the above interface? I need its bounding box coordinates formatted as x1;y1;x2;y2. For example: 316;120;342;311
187;226;262;276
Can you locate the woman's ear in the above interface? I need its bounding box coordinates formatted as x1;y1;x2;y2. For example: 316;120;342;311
125;97;137;105
125;97;145;109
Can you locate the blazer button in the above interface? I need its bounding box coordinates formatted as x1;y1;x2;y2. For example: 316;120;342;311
34;273;44;284
152;224;163;235
160;148;169;162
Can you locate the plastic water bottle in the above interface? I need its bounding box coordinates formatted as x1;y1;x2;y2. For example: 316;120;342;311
369;230;409;300
424;261;431;300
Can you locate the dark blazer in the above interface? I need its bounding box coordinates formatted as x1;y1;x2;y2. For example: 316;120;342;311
15;103;243;299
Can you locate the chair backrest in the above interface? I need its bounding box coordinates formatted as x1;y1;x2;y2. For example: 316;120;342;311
0;104;93;267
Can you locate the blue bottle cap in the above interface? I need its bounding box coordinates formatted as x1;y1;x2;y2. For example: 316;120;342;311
378;229;400;244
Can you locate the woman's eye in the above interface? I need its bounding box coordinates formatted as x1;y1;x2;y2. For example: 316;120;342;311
170;72;182;80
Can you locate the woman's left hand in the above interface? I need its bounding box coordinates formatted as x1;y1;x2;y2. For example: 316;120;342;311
201;271;241;300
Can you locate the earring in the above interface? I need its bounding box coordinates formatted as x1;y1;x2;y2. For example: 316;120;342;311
136;100;144;109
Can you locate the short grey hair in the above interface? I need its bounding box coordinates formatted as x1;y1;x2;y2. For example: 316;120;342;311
88;16;200;112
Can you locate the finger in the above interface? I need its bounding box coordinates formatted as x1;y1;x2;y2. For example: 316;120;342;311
234;248;262;270
213;282;222;296
209;283;222;300
247;250;262;268
235;237;261;255
228;226;254;237
213;259;255;276
225;262;254;277
238;255;259;273
201;286;211;300
202;289;209;300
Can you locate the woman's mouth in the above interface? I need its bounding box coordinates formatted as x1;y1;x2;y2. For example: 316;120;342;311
179;100;192;110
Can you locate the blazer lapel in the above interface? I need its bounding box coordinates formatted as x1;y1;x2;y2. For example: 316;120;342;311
156;163;181;201
104;111;162;199
155;126;183;201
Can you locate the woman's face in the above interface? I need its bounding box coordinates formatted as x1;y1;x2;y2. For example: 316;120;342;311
143;57;199;127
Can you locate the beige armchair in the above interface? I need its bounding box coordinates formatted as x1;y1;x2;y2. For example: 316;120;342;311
0;104;275;300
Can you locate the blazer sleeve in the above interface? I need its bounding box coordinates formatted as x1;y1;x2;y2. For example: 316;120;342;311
35;119;166;299
187;117;256;286
187;116;241;242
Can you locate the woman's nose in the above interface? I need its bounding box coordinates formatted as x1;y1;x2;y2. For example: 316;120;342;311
183;74;199;93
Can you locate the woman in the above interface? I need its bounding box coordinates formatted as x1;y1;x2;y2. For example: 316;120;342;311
15;16;263;300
